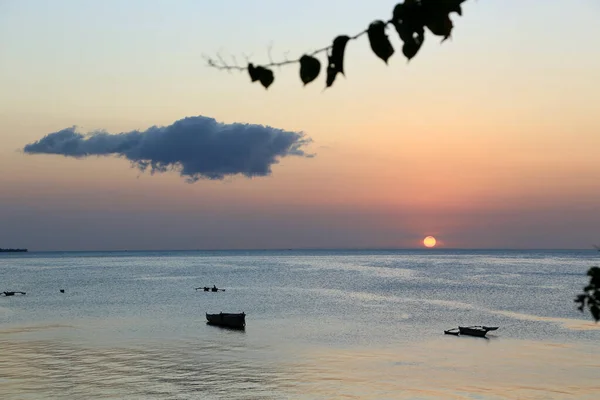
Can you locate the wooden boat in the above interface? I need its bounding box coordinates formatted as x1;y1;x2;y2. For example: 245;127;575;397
444;326;498;337
2;291;26;296
458;326;488;337
206;312;245;329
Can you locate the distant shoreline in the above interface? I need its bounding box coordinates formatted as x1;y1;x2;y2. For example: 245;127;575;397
0;248;28;253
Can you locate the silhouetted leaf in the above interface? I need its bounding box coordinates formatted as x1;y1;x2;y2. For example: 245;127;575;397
450;0;464;16
367;20;394;64
392;4;409;41
258;68;274;89
425;14;453;41
331;35;350;75
393;22;411;44
326;61;337;88
248;63;260;82
325;35;350;88
392;1;425;41
402;37;422;61
448;0;467;16
299;55;321;85
248;63;274;89
392;0;426;64
422;0;465;16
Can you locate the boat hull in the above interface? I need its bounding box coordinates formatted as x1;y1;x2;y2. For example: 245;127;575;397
458;326;487;337
206;312;245;329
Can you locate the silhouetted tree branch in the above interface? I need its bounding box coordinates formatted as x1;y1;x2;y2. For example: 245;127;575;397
575;266;600;322
204;0;468;89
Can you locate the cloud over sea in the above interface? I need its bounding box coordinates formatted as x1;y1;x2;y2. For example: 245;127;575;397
23;116;312;182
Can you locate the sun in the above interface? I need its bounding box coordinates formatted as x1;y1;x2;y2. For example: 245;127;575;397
423;236;437;248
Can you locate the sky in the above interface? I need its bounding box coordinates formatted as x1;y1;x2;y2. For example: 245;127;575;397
1;0;600;251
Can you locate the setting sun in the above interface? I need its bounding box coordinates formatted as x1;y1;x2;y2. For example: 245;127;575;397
423;236;437;248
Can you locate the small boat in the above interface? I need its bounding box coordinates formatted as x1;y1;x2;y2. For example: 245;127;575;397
2;291;26;296
195;286;225;292
444;326;498;338
206;312;245;329
458;326;488;337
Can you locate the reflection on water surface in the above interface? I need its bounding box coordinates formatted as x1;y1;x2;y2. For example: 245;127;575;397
1;325;599;399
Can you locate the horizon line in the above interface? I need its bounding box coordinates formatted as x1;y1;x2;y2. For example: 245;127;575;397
7;247;600;253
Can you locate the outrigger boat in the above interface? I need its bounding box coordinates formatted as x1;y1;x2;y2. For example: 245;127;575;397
195;286;225;292
444;325;498;337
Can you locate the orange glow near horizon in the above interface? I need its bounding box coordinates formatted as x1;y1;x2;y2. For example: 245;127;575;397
2;1;600;250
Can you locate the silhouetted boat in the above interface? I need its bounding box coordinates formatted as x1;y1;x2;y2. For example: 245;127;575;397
458;326;488;337
195;286;225;292
444;326;498;337
2;291;26;296
206;312;245;329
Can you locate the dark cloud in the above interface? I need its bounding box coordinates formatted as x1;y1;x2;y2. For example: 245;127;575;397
23;116;312;181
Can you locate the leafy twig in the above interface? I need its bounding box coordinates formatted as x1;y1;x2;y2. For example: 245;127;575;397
204;0;468;89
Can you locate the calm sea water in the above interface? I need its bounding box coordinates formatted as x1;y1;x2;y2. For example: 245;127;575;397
1;249;599;399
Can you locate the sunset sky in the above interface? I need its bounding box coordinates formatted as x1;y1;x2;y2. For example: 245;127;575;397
1;0;600;251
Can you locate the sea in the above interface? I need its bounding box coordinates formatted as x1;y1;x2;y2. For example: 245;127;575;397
1;249;599;399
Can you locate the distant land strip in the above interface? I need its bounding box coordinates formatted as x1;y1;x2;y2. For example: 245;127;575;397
0;248;28;253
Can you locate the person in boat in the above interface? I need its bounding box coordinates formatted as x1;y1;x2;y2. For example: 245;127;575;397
212;285;218;292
